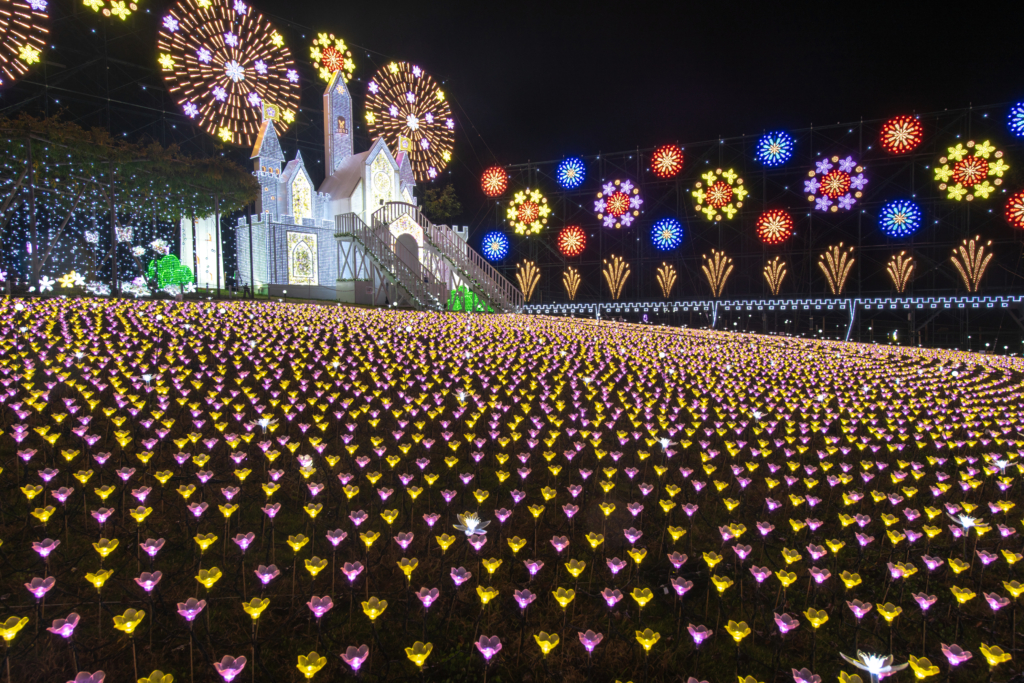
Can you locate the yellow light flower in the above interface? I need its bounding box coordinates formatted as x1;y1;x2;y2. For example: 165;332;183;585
482;558;503;575
803;608;828;629
113;608;145;635
635;628;661;652
553;587;575;609
130;507;153;523
196;568;222;589
668;526;686;541
712;575;735;593
908;655;940;679
877;602;902;622
565;559;586;578
627;547;647;565
305;557;328;577
397;557;418;578
477;586;499;605
950;586;976;604
31;506;56;524
1004;580;1024;599
980;643;1011;667
534;631;559;655
380;509;399;525
85;569;113;589
631;587;653;609
362;597;387;621
725;620;751;642
528;504;545;518
296;651;327;679
194;533;217;552
304;503;323;519
0;616;29;642
436;534;456;553
598;502;615;516
242;598;269;620
776;570;798;588
93;538;119;558
138;670;174;683
703;551;723;568
405;641;433;667
840;571;861;589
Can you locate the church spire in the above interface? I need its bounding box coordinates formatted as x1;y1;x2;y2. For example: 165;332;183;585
323;71;353;175
251;103;286;173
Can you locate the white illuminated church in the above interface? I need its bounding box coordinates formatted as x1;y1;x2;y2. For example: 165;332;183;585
231;72;519;312
234;72;424;300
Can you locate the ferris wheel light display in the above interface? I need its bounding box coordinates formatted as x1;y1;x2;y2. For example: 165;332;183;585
879;116;923;154
651;218;683;251
555;157;586;189
755;132;794;166
650;145;684;178
755;209;794;244
310;33;354;83
481;166;508;197
365;62;455;182
878;199;922;237
480;231;509;261
0;0;49;87
157;0;300;147
557;225;586;257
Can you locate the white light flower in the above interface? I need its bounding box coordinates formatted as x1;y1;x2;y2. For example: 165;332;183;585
454;512;489;537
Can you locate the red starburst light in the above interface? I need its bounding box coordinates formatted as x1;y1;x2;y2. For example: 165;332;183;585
1006;190;1024;229
605;192;631;217
651;144;684;178
557;225;586;257
755;209;794;245
481;167;508;197
879;116;923;154
951;156;988;187
517;201;540;224
705;181;733;209
819;170;851;199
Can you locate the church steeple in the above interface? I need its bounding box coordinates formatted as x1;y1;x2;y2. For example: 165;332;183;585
251;103;285;174
323;71;353;176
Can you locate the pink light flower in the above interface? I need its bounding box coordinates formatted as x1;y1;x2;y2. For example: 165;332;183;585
475;635;502;660
47;613;79;638
214;655;247;681
341;645;369;672
577;630;603;653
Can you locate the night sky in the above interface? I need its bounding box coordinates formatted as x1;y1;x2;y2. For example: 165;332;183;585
258;0;1024;166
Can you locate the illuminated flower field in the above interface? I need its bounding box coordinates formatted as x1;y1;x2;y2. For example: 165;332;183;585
1;298;1023;683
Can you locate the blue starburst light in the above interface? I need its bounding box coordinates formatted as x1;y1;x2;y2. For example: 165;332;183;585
651;218;683;251
555;157;586;189
480;231;509;261
1008;102;1024;138
878;199;922;238
755;131;795;166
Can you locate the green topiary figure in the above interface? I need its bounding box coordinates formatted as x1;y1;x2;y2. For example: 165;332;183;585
147;254;195;289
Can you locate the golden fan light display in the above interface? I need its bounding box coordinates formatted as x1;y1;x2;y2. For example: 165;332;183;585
819;243;855;295
364;62;454;182
886;251;914;293
702;249;733;297
763;257;787;296
562;267;581;301
655;263;676;298
515;260;540;302
951;235;993;293
602;255;630;300
157;0;300;147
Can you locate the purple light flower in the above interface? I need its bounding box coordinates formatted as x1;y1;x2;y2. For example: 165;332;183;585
341;645;369;672
601;588;623;608
342;562;364;583
214;655;247;682
475;635;502;661
670;577;693;596
176;598;207;622
688;623;712;645
140;538;165;558
254;565;279;585
33;538;60;558
450;567;472;586
233;533;255;552
326;529;347;547
578;630;603;654
307;596;334;619
416;587;439;609
846;600;872;619
70;672;104;683
514;589;536;609
25;576;55;598
47;613;79;638
606;557;627;575
135;571;162;593
792;668;821;683
941;644;972;666
775;613;800;634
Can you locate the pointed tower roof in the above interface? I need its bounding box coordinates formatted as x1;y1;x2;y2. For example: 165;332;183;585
251;105;286;166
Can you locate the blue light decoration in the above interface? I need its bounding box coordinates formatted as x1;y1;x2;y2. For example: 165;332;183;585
1008;102;1024;138
480;231;509;261
755;131;795;166
651;217;683;251
555;157;586;189
878;199;922;237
